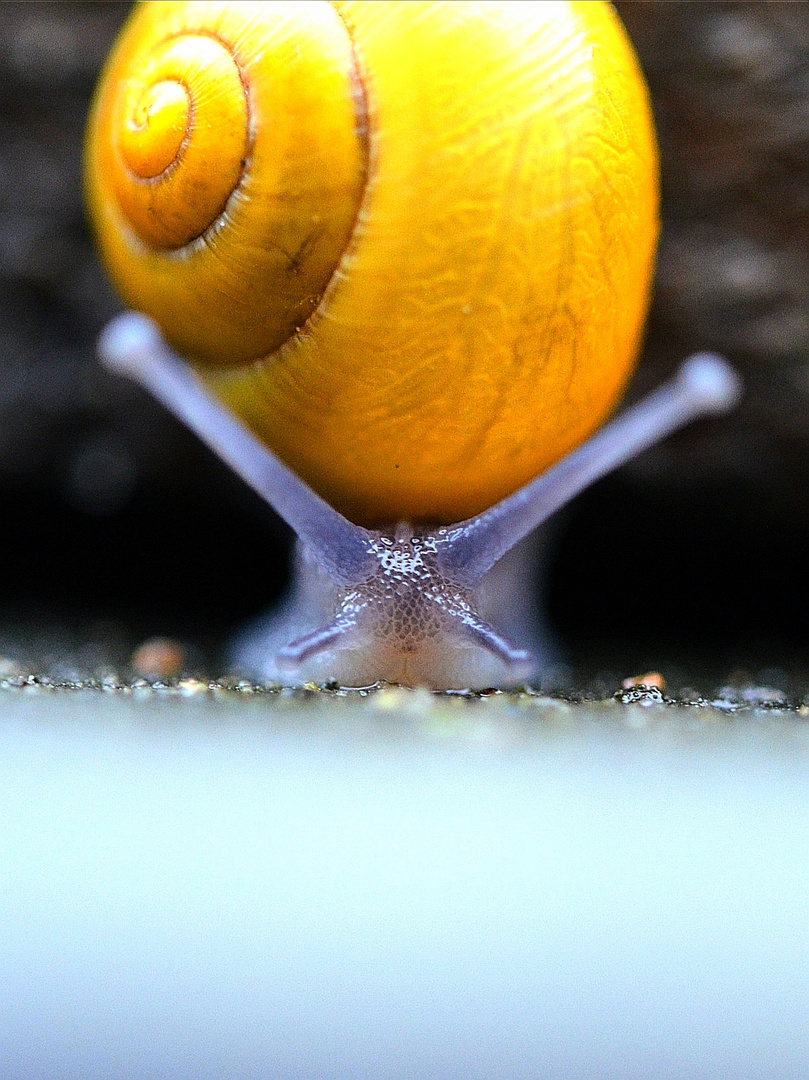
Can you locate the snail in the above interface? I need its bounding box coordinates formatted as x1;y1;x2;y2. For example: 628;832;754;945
85;0;741;688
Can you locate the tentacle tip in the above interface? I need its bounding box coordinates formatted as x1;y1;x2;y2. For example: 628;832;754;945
678;352;743;414
505;650;535;681
275;622;349;673
275;649;300;674
97;312;164;379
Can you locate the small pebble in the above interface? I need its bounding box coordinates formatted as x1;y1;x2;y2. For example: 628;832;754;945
130;637;186;679
621;671;666;691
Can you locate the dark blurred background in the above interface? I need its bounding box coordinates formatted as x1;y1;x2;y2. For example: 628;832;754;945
0;1;808;687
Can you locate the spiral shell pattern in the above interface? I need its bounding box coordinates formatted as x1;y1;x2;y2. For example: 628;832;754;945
112;33;249;249
86;0;367;367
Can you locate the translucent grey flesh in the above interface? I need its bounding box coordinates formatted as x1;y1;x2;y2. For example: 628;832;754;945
98;312;374;584
442;353;742;582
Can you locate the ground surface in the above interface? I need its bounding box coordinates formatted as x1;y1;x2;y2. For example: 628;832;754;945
3;684;809;1080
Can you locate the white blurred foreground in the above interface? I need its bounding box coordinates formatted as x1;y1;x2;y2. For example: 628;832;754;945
0;691;808;1079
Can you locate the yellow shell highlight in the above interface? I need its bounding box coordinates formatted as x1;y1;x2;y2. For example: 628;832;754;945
86;0;659;527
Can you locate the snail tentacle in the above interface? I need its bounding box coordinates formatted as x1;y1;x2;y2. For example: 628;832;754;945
276;619;358;671
455;613;532;674
98;312;375;586
440;354;743;584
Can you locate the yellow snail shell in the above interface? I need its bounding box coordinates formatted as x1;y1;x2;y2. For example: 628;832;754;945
85;0;660;527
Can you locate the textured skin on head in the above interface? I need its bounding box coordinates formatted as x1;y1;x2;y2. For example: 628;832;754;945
233;530;540;689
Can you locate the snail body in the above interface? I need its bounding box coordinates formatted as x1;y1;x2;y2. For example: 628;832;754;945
88;1;740;687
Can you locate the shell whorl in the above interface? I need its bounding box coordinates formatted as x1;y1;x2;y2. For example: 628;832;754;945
112;32;249;250
86;0;368;367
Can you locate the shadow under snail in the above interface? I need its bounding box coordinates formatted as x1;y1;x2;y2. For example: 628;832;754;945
85;0;741;688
